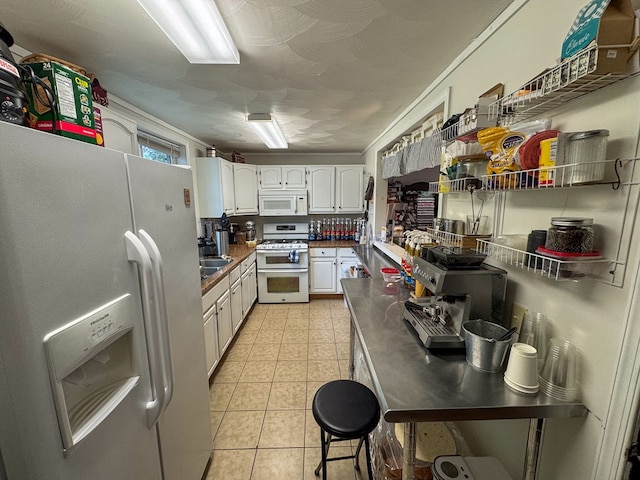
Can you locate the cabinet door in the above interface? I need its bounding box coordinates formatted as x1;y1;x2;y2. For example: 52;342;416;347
241;269;253;317
336;166;364;213
283;167;306;189
233;164;258;214
307;166;335;213
216;291;233;355
259;166;282;189
230;279;243;333
196;157;226;218
99;106;138;154
220;160;236;216
310;257;337;293
249;264;257;305
203;309;219;376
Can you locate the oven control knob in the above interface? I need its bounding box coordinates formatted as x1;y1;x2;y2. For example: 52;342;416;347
427;275;436;285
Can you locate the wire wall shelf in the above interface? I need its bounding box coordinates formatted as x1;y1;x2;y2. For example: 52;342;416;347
488;45;631;125
424;228;491;249
429;159;635;194
475;240;611;282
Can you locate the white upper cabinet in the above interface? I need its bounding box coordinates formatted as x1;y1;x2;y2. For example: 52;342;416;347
98;106;138;154
282;167;306;189
196;157;236;217
258;166;306;189
258;166;281;189
336;166;364;213
307;166;336;213
233;163;258;214
307;165;364;214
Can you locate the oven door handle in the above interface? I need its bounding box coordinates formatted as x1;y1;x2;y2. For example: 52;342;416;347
257;249;308;254
258;268;309;273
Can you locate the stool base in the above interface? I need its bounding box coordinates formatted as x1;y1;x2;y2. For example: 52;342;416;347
314;430;373;480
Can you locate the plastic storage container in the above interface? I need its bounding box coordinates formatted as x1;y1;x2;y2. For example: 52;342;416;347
557;129;608;185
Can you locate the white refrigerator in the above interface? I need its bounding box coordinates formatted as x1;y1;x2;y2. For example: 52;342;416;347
0;122;212;479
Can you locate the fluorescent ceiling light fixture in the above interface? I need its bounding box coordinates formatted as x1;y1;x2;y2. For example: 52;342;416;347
247;114;288;149
136;0;239;64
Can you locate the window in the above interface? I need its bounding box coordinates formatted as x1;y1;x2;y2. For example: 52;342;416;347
137;130;181;164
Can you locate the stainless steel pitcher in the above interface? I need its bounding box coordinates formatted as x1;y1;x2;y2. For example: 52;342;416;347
215;230;229;256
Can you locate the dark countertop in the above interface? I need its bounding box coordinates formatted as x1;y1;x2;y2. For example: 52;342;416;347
341;277;587;423
200;244;256;296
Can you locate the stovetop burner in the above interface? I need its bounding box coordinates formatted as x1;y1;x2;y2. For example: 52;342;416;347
257;239;308;250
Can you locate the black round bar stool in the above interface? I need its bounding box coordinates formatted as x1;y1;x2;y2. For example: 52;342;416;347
312;380;380;480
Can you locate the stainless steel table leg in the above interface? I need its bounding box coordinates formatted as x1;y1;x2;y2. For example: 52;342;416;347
402;422;417;480
523;418;545;480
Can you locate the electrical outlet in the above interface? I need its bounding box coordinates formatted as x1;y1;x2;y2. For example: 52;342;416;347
511;303;528;330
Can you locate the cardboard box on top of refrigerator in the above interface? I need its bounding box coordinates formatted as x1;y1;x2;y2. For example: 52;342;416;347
561;0;637;74
22;60;97;144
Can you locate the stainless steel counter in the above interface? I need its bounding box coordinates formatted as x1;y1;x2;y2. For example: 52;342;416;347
341;276;587;480
351;244;399;278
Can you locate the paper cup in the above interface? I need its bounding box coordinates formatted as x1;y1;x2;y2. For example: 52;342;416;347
504;343;539;394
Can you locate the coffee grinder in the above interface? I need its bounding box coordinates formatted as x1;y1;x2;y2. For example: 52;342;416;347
404;247;507;349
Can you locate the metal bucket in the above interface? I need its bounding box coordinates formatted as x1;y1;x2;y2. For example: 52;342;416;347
463;320;511;372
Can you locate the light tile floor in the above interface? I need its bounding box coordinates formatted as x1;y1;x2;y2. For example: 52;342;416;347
206;299;369;480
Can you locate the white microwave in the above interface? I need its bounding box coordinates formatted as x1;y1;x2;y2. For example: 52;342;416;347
258;190;308;216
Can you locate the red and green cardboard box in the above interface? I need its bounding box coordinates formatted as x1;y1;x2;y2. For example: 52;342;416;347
23;60;97;144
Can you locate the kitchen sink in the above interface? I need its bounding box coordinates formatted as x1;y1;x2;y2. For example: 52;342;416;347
200;257;233;268
202;266;224;276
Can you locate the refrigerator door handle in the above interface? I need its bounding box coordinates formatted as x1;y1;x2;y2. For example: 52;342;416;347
125;231;164;427
138;229;175;414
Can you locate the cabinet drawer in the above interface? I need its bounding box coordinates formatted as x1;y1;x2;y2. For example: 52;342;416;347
241;252;256;273
337;248;357;258
229;265;241;284
202;276;230;313
310;248;337;258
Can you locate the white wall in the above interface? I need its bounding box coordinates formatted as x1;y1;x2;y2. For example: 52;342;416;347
363;0;640;478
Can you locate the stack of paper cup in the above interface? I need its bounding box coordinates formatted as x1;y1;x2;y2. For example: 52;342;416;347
504;343;539;394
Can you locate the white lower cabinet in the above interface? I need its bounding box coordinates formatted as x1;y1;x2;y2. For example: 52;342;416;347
241;266;257;317
203;306;218;377
202;253;257;378
310;248;337;293
216;291;233;356
202;276;230;377
231;278;243;333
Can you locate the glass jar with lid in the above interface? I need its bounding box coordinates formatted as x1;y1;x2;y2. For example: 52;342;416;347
545;217;594;253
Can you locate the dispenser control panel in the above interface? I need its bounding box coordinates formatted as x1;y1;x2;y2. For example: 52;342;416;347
44;294;134;379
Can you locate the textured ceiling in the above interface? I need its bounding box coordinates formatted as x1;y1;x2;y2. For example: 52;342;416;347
2;0;514;153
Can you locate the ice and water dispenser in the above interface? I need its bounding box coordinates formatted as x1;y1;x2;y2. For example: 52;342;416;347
43;294;140;455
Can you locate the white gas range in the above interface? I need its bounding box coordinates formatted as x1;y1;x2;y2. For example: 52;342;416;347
256;223;309;303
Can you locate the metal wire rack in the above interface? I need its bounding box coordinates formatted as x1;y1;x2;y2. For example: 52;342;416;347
475;239;610;281
488;45;631;125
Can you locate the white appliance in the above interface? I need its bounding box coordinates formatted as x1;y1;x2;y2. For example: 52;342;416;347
258;189;308;216
0;123;212;480
257;223;309;303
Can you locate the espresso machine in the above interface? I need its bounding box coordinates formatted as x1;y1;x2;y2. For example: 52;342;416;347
404;247;507;349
